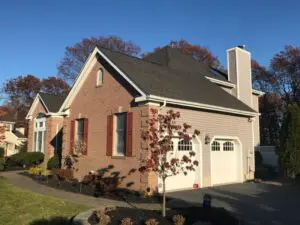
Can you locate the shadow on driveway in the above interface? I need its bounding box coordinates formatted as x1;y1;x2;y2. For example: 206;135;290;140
167;181;300;225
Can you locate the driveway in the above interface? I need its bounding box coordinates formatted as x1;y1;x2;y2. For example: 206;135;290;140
167;181;300;225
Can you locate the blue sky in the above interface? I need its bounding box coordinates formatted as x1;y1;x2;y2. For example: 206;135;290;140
0;0;299;84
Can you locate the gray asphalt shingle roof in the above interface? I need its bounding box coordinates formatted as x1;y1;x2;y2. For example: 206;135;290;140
99;47;256;113
39;93;66;113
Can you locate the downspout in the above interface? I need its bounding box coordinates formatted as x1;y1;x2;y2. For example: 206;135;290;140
159;99;167;111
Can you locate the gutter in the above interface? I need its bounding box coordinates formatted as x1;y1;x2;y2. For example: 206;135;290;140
135;95;259;117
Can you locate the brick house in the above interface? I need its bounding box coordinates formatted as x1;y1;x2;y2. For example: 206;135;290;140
26;46;263;192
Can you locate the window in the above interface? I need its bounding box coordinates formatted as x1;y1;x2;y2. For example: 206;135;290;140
178;139;193;151
223;141;234;151
211;141;220;151
114;113;127;156
33;115;46;153
76;119;84;142
97;68;104;86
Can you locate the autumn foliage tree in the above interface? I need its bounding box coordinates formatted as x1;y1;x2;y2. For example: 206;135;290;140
270;45;300;105
2;75;70;125
140;108;200;217
57;35;141;83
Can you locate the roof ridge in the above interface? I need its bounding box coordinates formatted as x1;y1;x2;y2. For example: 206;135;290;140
39;92;67;97
99;46;167;67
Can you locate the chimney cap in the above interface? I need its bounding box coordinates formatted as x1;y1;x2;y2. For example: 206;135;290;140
237;45;246;49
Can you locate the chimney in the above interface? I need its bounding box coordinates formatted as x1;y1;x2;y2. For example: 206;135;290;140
227;46;253;107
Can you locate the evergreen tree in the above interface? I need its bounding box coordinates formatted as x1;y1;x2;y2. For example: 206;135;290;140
279;104;300;178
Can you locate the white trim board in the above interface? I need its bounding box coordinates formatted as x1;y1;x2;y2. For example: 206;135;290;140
135;95;259;117
205;75;265;96
59;47;146;112
25;94;49;120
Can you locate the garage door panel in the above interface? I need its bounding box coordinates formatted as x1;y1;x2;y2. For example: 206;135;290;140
211;139;239;186
158;138;200;192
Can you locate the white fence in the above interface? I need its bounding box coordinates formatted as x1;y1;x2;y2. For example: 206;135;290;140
256;146;278;167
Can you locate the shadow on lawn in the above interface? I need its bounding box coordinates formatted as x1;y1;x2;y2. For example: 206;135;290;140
29;216;71;225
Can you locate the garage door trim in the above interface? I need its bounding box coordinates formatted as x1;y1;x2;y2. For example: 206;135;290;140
210;136;243;186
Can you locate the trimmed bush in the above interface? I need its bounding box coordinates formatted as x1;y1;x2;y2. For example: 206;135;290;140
255;151;263;167
47;155;61;170
0;147;4;158
6;152;44;168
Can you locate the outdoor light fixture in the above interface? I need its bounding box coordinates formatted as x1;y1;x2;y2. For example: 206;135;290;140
205;135;211;144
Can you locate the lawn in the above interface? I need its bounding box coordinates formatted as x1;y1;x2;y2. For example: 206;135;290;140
0;177;89;225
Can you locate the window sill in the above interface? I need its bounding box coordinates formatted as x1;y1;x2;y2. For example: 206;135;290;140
111;155;126;159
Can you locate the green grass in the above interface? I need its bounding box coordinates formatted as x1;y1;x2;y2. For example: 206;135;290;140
0;177;89;225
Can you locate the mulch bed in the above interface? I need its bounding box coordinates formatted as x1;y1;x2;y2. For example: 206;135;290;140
21;172;240;225
86;206;240;225
20;172;160;204
108;207;172;225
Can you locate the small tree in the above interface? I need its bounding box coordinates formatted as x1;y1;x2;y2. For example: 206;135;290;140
140;108;200;217
278;104;300;178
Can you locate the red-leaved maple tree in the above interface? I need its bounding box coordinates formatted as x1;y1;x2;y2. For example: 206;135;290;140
140;108;200;217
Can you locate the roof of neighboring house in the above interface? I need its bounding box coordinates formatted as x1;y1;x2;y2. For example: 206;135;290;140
13;130;26;139
99;47;256;113
39;93;67;113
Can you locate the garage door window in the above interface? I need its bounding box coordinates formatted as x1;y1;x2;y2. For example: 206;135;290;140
223;141;234;151
178;139;193;151
211;141;220;151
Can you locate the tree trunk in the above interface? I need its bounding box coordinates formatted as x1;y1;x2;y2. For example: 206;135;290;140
162;177;166;217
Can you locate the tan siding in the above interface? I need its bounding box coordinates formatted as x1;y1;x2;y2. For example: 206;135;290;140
252;94;260;148
161;106;253;186
228;50;238;97
237;51;252;106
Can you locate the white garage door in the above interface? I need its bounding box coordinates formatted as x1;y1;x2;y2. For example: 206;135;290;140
211;139;240;186
158;139;199;192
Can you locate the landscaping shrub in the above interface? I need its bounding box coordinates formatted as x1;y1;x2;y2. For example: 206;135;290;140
0;158;5;171
145;218;159;225
47;155;61;170
0;147;4;158
28;167;44;175
172;215;185;225
120;217;134;225
7;152;44;167
18;140;28;153
255;151;263;167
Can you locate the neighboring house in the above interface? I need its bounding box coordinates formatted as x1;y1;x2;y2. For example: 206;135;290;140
26;45;263;192
0;114;27;156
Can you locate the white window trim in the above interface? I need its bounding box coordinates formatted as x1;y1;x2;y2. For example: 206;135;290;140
211;139;234;152
113;113;127;157
177;139;193;151
33;117;46;153
96;68;104;86
75;119;85;142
